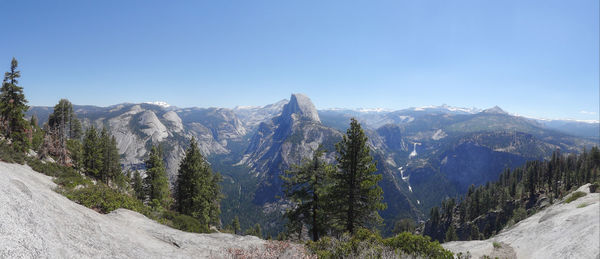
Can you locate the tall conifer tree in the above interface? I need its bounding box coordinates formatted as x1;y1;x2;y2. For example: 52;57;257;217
175;137;221;229
0;58;29;149
132;170;145;201
281;146;332;241
330;118;386;234
144;145;171;208
83;126;102;178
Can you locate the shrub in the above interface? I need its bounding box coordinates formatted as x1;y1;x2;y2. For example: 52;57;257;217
577;203;590;208
172;214;208;233
27;158;67;177
492;242;501;249
565;191;586;203
511;206;527;223
384;232;454;259
306;229;454;259
161;210;209;233
54;169;92;189
0;140;25;164
62;184;148;214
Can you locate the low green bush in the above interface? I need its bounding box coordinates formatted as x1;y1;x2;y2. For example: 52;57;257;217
306;229;453;259
62;184;148;214
27;158;68;177
0;140;25;164
576;202;590;208
565;191;587;203
172;214;208;233
384;232;454;258
161;210;209;233
27;158;92;189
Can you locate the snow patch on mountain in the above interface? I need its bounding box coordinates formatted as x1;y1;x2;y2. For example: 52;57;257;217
143;101;171;108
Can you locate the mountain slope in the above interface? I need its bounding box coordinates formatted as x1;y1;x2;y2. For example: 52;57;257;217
239;93;342;204
28;103;249;182
443;184;599;259
0;161;307;258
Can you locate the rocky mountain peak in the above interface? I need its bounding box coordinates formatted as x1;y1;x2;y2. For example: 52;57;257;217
482;105;507;115
280;93;320;123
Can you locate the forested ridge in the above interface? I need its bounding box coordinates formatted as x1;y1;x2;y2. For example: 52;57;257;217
424;147;600;242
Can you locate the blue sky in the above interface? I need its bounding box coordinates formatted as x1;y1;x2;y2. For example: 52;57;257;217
1;0;598;120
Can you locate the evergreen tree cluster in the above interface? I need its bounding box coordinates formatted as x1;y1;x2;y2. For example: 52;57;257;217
42;99;83;165
425;147;600;242
48;99;83;140
81;126;122;185
281;118;386;241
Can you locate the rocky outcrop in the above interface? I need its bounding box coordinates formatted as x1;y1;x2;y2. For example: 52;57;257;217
481;106;508;115
443;184;600;259
0;161;308;258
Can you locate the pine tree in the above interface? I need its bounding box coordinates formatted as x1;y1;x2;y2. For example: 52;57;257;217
281;146;332;241
232;216;241;235
392;218;416;235
67;139;83;172
83;126;103;178
98;128;121;184
175;137;221;229
245;223;262;238
0;58;29;149
445;225;458;242
30;114;38;128
144;145;171;208
132;170;145;201
208;171;222;226
30;115;44;151
330;118;386;234
104;135;121;184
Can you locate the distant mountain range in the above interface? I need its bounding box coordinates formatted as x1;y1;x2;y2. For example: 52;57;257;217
27;94;599;235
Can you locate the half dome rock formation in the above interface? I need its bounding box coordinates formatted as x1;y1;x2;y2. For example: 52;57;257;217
279;93;321;123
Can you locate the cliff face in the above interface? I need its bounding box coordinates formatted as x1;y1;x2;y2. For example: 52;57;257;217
239;93;342;204
0;161;308;258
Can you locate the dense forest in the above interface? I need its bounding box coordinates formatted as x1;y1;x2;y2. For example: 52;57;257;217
424;147;600;242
